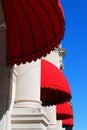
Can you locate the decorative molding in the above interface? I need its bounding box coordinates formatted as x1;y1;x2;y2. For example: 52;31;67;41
54;48;66;58
60;61;64;71
59;48;66;57
11;107;49;130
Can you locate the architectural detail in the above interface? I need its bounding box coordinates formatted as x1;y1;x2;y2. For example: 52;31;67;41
58;48;66;57
57;120;65;130
11;60;49;130
59;56;64;71
44;106;59;130
54;47;66;58
54;46;65;71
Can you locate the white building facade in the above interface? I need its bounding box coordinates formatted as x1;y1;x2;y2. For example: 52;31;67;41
0;1;73;130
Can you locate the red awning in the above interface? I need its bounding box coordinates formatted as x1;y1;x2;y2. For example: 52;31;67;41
62;118;74;127
2;0;65;65
56;102;73;120
41;59;72;106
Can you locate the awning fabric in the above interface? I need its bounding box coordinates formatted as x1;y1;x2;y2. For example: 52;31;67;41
56;102;73;120
62;118;74;127
2;0;65;65
41;59;72;106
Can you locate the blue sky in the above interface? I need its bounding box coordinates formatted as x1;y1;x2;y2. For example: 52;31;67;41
61;0;87;130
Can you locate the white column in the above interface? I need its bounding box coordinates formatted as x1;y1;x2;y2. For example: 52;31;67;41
44;106;58;130
15;60;41;104
44;106;56;125
43;50;60;68
0;2;13;130
11;60;49;130
56;120;65;130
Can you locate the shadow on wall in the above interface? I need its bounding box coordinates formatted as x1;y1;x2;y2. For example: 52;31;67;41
0;1;13;120
65;126;72;130
0;66;13;120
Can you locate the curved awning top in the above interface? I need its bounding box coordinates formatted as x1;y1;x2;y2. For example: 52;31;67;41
41;59;72;106
2;0;65;65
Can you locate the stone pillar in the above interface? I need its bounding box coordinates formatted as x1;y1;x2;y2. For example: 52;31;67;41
44;106;58;130
11;60;49;130
43;51;60;68
0;2;13;130
56;120;65;130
